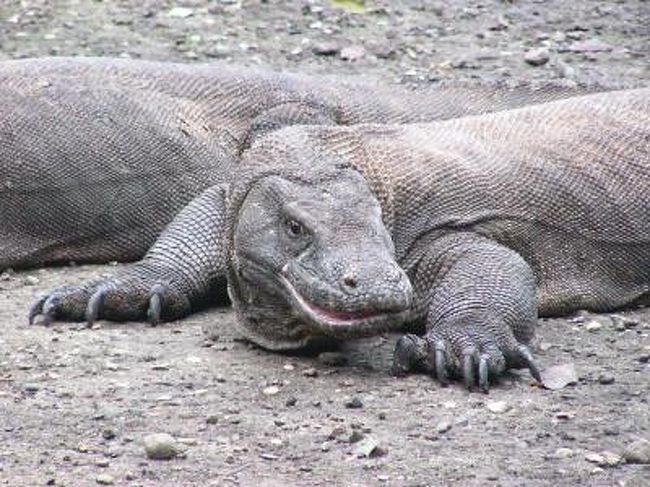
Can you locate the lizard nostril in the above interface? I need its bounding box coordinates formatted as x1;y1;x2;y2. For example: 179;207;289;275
342;274;358;289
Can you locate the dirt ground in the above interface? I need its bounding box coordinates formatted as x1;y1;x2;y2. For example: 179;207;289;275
1;1;649;486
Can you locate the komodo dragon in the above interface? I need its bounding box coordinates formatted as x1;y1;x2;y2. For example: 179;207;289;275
0;60;648;389
23;86;650;391
3;57;588;269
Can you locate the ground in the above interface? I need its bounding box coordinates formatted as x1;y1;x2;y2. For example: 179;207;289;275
0;1;649;486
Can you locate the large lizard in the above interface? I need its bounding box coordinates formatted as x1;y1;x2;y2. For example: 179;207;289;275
2;57;588;269
7;59;647;390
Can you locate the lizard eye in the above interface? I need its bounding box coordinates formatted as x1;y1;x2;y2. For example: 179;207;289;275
285;219;305;238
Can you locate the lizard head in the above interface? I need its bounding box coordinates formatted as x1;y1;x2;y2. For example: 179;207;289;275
226;135;413;350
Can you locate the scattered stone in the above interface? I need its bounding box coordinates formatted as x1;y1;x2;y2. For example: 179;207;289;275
302;368;318;377
262;385;280;396
328;426;346;440
353;437;387;458
345;397;363;409
285;397;297;407
312;42;340;56
348;430;365;443
95;474;114;485
206;415;219;425
555;411;575;420
340;45;365;61
95;458;110;468
524;47;550;66
23;383;40;394
486;401;509;414
566;39;614;53
585;451;623;467
24;275;40;286
283;363;295;371
167;7;194;18
318;352;347;366
541;363;578;390
143;433;180;460
585;321;603;332
436;421;452;433
597;373;615;385
623;438;650;464
555;447;575;458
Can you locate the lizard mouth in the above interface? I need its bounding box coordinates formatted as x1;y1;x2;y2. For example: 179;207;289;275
279;274;412;335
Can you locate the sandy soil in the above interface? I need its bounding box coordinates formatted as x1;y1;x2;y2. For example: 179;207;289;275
1;1;649;485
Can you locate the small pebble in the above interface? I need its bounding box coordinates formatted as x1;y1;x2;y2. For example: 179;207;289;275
585;321;602;332
95;474;114;485
353;437;387;458
623;438;650;464
285;397;297;407
486;401;509;414
262;386;280;396
302;368;318;377
598;373;615;385
436;421;452;434
143;433;179;460
524;47;550;66
312;42;340;56
95;458;110;468
206;415;219;425
24;275;40;286
348;430;364;443
555;447;575;458
345;397;363;409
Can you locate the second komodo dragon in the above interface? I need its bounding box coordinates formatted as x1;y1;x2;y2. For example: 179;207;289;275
23;87;650;391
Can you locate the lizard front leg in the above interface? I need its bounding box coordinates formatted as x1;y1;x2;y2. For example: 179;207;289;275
29;185;228;326
392;233;541;392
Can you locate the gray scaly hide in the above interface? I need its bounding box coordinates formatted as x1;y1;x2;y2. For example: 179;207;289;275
2;57;590;269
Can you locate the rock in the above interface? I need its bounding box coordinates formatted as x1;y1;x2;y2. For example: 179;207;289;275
312;42;340;56
327;426;346;440
555;447;575;458
95;458;110;467
206;415;219;425
95;474;114;485
585;451;623;467
143;433;180;460
348;430;364;443
22;383;40;394
167;7;194;18
541;363;578;390
436;421;452;433
623;438;650;464
302;367;318;377
597;373;615;385
340;45;365;61
486;401;509;414
24;275;40;286
353;437;387;458
585;321;602;332
262;385;280;396
285;397;297;407
524;48;550;66
318;352;347;366
566;39;614;53
344;397;363;409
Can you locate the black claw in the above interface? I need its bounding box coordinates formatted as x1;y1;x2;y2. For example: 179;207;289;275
462;352;476;391
478;355;490;394
391;334;425;376
148;291;162;326
518;345;542;382
433;341;449;386
28;296;47;325
86;290;107;327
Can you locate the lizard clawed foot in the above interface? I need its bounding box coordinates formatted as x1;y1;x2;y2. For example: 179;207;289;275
28;276;191;327
392;326;541;392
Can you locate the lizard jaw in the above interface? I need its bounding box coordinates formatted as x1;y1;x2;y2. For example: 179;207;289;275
279;274;412;337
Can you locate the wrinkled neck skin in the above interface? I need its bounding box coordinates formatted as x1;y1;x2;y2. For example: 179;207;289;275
226;160;414;351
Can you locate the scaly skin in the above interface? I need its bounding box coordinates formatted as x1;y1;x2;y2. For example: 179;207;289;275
2;56;590;270
13;59;647;389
